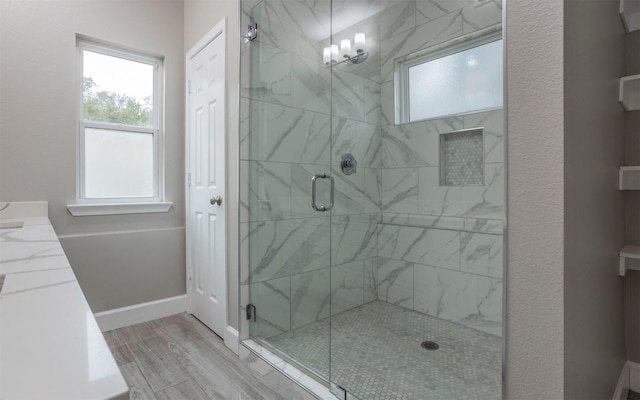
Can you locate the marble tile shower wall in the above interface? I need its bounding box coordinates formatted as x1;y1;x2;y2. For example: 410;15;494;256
376;0;503;337
239;0;504;340
239;0;383;339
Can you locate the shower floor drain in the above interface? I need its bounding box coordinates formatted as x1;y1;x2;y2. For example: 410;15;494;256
420;341;439;351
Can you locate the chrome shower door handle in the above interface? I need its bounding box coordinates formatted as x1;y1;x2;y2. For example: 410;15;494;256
311;173;334;212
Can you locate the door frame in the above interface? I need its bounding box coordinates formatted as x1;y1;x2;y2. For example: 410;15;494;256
185;17;232;347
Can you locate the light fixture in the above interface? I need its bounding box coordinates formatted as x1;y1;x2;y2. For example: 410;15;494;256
340;39;351;58
323;33;368;66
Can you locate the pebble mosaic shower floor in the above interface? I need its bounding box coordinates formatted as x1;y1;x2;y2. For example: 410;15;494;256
264;301;501;400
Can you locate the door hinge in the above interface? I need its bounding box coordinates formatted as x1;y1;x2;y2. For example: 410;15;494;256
330;383;347;400
188;80;191;94
246;303;256;322
187;172;191;187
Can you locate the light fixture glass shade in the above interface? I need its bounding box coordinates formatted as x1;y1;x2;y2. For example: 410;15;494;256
330;44;339;62
354;33;366;53
340;39;351;58
323;47;331;65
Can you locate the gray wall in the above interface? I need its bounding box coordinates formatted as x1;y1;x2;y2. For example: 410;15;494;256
505;0;566;397
624;11;640;363
506;0;627;398
563;0;626;398
0;0;186;312
184;0;242;331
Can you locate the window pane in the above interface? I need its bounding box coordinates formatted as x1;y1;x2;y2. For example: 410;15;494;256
408;40;503;121
83;50;154;126
84;128;154;198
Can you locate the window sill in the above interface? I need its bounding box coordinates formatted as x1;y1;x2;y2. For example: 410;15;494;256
67;202;173;217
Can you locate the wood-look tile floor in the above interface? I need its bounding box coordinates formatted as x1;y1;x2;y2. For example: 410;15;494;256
103;313;317;400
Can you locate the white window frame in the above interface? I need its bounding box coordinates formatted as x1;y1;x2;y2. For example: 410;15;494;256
394;24;503;124
69;37;171;216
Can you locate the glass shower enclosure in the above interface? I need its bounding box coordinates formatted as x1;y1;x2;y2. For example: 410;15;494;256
239;1;504;398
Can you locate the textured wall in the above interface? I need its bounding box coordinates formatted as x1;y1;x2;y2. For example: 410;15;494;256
0;0;186;312
563;0;626;398
624;21;640;363
505;0;566;398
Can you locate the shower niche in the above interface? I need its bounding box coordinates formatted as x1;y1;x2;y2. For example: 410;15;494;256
239;1;505;399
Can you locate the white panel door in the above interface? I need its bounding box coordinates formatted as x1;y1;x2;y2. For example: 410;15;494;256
186;23;226;337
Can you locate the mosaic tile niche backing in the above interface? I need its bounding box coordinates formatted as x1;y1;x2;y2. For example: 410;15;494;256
440;128;485;186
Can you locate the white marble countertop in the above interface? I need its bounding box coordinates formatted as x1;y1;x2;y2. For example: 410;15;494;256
0;202;129;400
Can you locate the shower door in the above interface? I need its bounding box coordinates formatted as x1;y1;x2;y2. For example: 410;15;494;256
240;0;335;385
241;0;504;399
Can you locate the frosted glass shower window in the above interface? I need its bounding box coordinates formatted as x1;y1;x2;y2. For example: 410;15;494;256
406;39;503;122
76;37;164;202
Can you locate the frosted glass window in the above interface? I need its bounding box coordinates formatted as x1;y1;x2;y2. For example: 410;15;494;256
84;128;154;198
77;37;163;203
408;40;503;121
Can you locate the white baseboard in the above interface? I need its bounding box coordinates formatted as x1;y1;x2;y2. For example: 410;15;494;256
613;360;630;400
94;295;187;332
613;360;640;400
631;361;640;393
225;326;240;354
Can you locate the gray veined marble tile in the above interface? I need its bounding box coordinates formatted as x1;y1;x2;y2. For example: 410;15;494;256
380;81;395;125
291;268;330;329
363;80;382;125
413;265;502;336
241;0;261;13
462;0;502;34
332;69;365;121
331;167;380;216
417;163;504;219
331;214;380;266
380;122;442;169
377;0;416;40
365;167;382;210
248;217;330;282
239;97;251;161
241;41;292;106
464;108;504;164
382;116;464;169
243;100;331;164
378;224;461;270
415;0;476;25
291;54;331;115
380;10;463;82
332;117;381;168
460;232;503;278
377;258;414;309
331;0;384;26
240;223;250;284
381;168;418;213
363;257;378;303
331;261;365;315
463;217;503;234
250;276;291;338
251;0;330;60
245;161;291;221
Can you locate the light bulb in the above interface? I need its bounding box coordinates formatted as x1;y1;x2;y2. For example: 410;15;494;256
330;44;339;63
354;33;366;53
323;47;331;65
340;39;351;58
